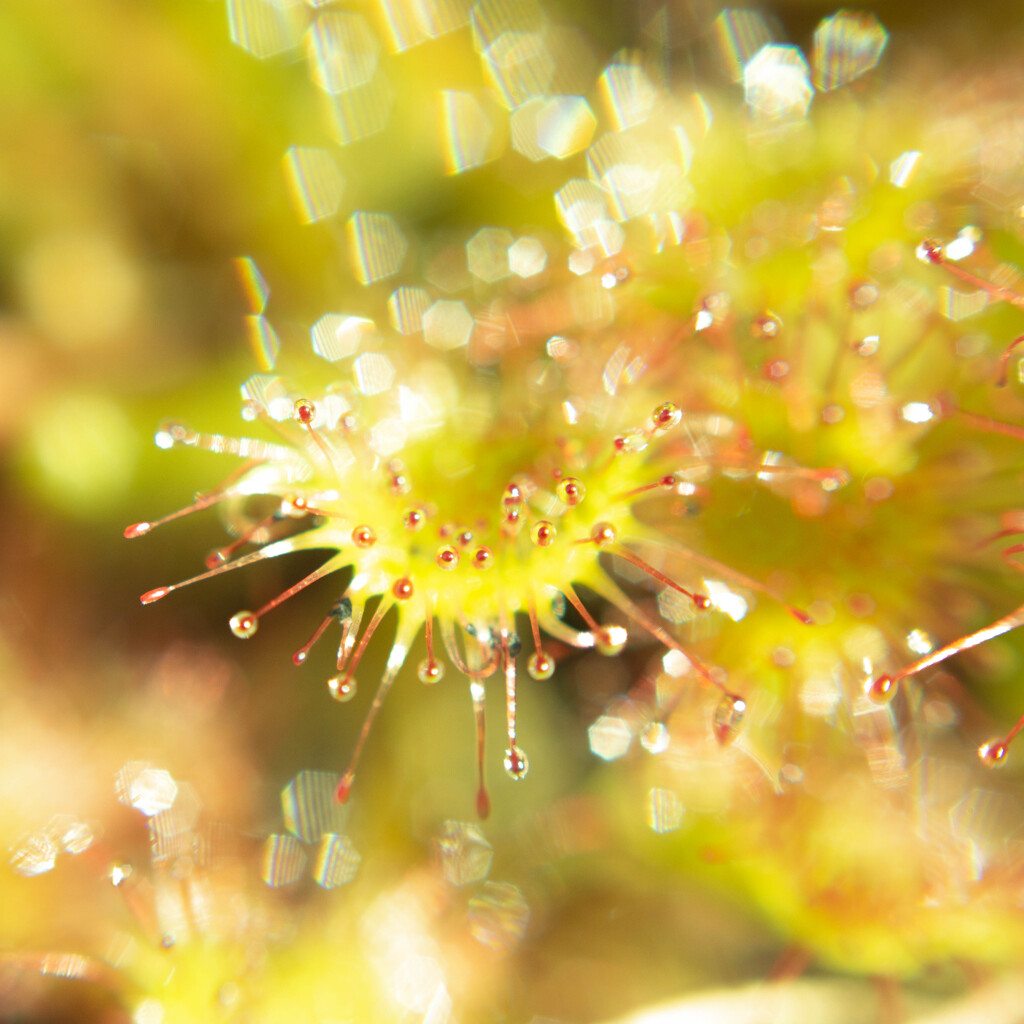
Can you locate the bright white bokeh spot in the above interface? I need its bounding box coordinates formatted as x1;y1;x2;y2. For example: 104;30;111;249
744;44;813;120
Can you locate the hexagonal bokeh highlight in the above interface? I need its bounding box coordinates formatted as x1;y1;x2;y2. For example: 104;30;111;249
510;98;548;162
588;715;632;760
347;211;408;284
466;227;513;283
598;62;658;131
314;834;361;888
536;95;595;158
508;237;546;278
744;44;814;120
436;821;494;886
283;146;345;224
306;11;381;94
388;286;432;334
311;314;376;361
481;30;554;110
423;299;474;350
227;0;299;59
326;75;395;146
282;770;348;843
261;833;307;887
712;8;773;82
441;91;499;174
470;0;545;52
812;10;888;91
353;352;396;395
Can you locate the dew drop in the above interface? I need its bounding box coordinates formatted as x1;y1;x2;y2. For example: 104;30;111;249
979;739;1009;767
556;477;585;506
403;508;425;531
613;428;648;454
692;593;712;610
351;525;376;548
866;674;896;704
651;401;682;432
205;549;229;569
229;611;259;639
595;625;627;656
124;521;152;539
531;521;556;546
527;651;555;680
436;545;459;570
418;659;444;684
590;521;616;546
140;587;170;605
392;577;415;600
294;398;317;424
504;746;529;780
712;695;746;745
916;239;944;264
328;675;357;702
474;547;494;570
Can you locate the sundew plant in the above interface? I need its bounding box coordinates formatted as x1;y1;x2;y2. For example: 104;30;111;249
3;0;1006;1019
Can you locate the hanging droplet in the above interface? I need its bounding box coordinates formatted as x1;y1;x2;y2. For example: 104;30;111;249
651;401;682;432
473;547;494;570
140;587;171;605
979;739;1008;767
391;577;415;600
403;508;425;531
866;674;897;704
595;625;628;656
916;238;944;265
590;521;616;546
556;477;585;506
294;398;317;424
418;659;444;684
531;521;556;546
124;521;153;539
527;651;555;680
229;611;259;639
504;746;529;780
712;695;746;745
328;675;357;702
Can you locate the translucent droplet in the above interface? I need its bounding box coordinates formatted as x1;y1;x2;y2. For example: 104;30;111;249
556;476;585;506
229;611;259;639
595;624;627;655
504;745;529;780
712;695;746;745
418;659;444;684
866;674;896;704
979;740;1009;767
527;651;555;680
328;675;357;702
